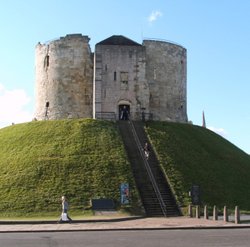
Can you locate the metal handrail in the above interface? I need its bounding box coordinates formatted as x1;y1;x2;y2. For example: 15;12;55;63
95;112;116;121
129;120;167;217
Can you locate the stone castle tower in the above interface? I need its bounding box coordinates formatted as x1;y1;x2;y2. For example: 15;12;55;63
35;34;187;122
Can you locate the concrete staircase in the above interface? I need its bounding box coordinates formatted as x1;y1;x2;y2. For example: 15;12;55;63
118;120;181;217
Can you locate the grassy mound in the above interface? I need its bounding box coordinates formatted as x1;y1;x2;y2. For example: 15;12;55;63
0;119;140;216
146;121;250;211
1;119;250;216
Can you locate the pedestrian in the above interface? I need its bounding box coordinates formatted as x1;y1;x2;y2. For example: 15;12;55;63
58;196;72;223
121;106;129;120
143;142;150;160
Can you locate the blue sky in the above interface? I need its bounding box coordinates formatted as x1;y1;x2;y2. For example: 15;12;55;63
0;0;249;154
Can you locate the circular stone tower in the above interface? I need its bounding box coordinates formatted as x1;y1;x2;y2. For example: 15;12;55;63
34;34;93;120
143;40;187;122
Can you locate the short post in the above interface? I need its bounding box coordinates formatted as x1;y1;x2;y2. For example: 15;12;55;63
196;205;200;218
204;205;209;220
213;205;218;221
235;206;240;224
223;206;228;222
188;204;193;218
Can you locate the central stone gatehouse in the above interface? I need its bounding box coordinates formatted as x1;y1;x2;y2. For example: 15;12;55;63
35;34;187;122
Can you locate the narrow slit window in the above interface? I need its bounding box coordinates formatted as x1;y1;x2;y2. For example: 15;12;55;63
114;71;117;81
44;55;49;68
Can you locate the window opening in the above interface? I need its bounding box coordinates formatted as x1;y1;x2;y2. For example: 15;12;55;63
45;101;49;119
44;55;49;68
120;72;128;90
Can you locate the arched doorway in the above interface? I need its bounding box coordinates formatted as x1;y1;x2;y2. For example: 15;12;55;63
119;104;130;120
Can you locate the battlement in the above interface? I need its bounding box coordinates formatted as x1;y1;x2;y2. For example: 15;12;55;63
62;33;90;42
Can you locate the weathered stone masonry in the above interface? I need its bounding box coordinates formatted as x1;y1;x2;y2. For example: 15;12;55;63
34;34;188;123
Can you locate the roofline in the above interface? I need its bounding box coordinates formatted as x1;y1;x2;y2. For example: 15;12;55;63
96;35;142;46
142;37;185;49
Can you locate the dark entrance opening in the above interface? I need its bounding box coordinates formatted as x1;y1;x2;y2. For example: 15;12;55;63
119;105;130;120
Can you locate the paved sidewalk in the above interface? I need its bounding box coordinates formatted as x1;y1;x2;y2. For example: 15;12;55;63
0;216;249;233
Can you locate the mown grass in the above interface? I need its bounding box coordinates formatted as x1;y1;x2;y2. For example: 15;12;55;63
0;119;140;217
146;121;250;211
1;119;250;217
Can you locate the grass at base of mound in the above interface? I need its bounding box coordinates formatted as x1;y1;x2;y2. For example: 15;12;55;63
0;119;142;216
1;118;250;217
0;209;136;221
0;210;92;220
146;121;250;211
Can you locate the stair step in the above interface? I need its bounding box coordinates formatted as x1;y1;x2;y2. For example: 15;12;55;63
118;120;181;217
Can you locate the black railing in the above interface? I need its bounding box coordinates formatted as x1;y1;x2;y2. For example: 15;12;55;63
129;120;167;217
95;112;116;121
95;111;153;121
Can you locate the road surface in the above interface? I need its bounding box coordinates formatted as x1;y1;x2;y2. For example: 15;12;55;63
0;229;250;247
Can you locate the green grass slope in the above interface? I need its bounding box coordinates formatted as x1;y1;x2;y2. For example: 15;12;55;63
1;119;250;216
0;119;140;216
146;121;250;211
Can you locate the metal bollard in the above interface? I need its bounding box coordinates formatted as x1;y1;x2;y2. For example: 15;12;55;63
223;206;228;222
235;206;240;224
188;204;193;218
213;205;218;221
196;205;200;218
204;205;209;220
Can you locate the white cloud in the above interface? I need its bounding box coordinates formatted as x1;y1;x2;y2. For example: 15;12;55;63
148;10;163;24
208;126;227;138
0;83;33;128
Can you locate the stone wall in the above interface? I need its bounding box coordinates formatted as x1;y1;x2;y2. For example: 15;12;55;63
34;34;188;123
93;42;148;120
143;40;187;122
34;34;93;120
